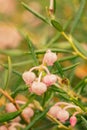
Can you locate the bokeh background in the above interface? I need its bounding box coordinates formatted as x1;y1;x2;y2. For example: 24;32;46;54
0;0;87;130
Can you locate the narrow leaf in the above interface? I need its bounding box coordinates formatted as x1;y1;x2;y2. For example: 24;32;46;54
70;0;86;34
0;63;22;77
72;37;87;57
11;85;28;98
47;18;72;47
25;108;49;130
58;55;78;62
22;2;50;24
55;61;65;78
0;49;24;56
81;116;87;129
4;56;12;89
54;0;56;13
0;111;21;123
0;48;72;57
26;36;39;65
74;76;87;91
62;62;80;72
51;20;63;32
54;62;79;74
70;98;86;111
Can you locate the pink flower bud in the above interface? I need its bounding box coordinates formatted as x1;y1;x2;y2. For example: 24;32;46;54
8;127;16;130
70;116;77;127
22;107;34;121
57;109;69;123
43;50;57;66
42;74;57;86
12;116;21;123
5;103;20;122
48;106;61;118
5;103;17;113
22;71;36;85
31;81;47;95
0;126;8;130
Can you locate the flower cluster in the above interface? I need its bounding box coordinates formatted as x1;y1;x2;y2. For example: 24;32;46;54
48;102;81;127
22;50;58;95
0;100;34;130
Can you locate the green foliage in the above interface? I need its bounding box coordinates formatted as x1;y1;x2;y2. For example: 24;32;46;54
21;2;50;24
26;36;39;65
51;20;63;32
0;111;21;123
25;108;49;130
70;0;86;34
0;0;87;130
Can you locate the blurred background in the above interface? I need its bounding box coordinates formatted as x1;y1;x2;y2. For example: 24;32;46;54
0;0;87;130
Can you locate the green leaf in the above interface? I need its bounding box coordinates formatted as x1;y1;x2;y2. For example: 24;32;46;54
11;85;28;98
50;86;67;94
4;57;12;90
51;20;63;32
58;55;78;62
62;62;80;72
54;62;79;74
47;18;72;47
70;0;86;34
26;36;39;66
54;0;56;13
0;49;24;56
21;2;50;24
52;85;86;111
0;49;72;57
70;98;86;111
25;108;49;130
33;122;56;130
35;49;72;55
0;110;21;123
5;60;32;67
55;61;65;78
72;37;87;57
73;76;87;94
1;63;22;77
81;116;87;129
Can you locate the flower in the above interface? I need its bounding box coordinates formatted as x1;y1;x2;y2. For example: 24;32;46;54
70;116;77;127
5;103;20;122
8;127;17;130
31;81;47;95
48;105;61;118
43;50;57;66
0;24;21;49
5;103;17;112
22;71;36;85
0;125;8;130
57;109;69;123
42;74;57;86
22;107;34;122
0;0;16;15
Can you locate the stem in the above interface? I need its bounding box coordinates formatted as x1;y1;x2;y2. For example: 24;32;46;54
38;72;42;82
41;65;50;74
47;113;69;129
63;105;80;111
55;102;70;106
49;0;55;19
10;122;25;129
29;66;40;72
49;0;54;11
16;100;26;105
0;88;29;124
73;111;80;116
62;32;87;60
54;84;86;112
